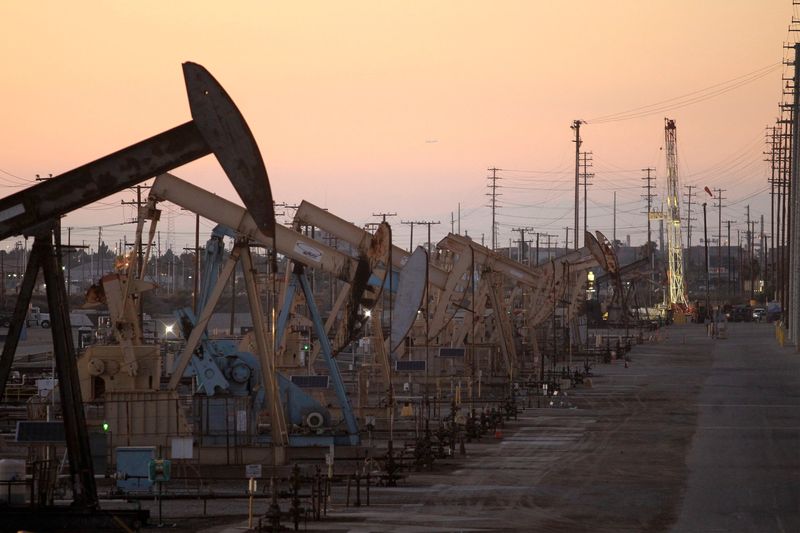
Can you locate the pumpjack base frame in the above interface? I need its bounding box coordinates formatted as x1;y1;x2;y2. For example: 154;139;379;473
275;264;361;447
288;434;360;447
1;506;150;532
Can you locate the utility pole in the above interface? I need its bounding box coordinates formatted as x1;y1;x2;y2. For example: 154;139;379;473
580;151;593;242
66;227;71;295
746;204;751;300
486;167;502;251
641;168;656;246
725;220;736;299
749;219;757;301
564;227;570;254
765;125;777;293
372;212;397;223
156;231;161;293
404;221;440;254
544;233;555;261
761;214;766;293
737;229;742;296
703;202;709;316
613;191;617;245
194;214;200;312
641;167;657;307
778;114;789;307
571;120;584;250
714;188;726;304
401;221;416;252
512;227;534;265
775;116;790;309
403;220;439;420
683;184;696;254
787;41;799;342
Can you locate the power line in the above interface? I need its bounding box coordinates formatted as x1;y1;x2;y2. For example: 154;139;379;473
587;62;781;124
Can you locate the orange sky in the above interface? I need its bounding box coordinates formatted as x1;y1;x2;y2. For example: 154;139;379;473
0;1;793;253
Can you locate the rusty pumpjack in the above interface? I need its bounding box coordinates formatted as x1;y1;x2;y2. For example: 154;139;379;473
0;62;276;531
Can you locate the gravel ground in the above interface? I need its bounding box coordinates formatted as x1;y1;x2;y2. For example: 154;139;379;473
228;322;797;533
10;322;799;532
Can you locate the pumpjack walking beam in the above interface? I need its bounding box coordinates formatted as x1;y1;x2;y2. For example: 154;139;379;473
0;62;275;516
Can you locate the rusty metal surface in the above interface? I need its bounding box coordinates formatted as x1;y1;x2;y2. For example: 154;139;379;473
333;222;393;354
585;231;609;271
595;230;619;275
367;222;392;266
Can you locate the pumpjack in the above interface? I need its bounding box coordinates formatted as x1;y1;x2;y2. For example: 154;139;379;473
0;62;276;531
144;172;425;447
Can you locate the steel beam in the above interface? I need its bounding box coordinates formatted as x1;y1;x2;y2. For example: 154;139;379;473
0;234;41;401
40;231;98;507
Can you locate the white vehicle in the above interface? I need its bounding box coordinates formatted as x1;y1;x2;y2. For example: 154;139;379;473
28;306;93;329
27;307;49;328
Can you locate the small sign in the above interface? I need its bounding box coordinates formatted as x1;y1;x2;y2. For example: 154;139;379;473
293;241;323;263
245;463;262;479
171;437;194;459
36;378;57;397
148;459;171;482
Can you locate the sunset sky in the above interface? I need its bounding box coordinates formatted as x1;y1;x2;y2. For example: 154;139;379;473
0;1;794;257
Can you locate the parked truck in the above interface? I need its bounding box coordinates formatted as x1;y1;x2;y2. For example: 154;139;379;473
26;307;50;328
26;307;93;329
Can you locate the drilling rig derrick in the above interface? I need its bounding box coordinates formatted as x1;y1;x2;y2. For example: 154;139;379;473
664;118;689;311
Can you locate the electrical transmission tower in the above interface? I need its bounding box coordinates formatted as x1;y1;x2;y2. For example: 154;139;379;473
663;119;689;309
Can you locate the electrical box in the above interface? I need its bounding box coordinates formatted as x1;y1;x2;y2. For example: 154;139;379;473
115;446;156;492
148;459;171;482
